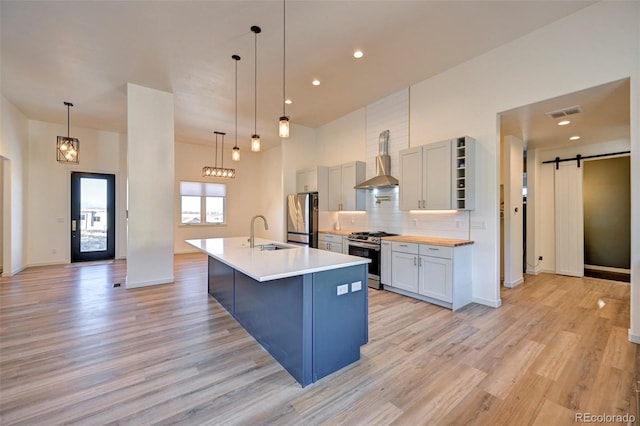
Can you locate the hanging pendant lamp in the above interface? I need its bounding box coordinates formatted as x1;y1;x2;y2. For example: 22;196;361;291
203;131;236;178
232;54;241;162
57;101;79;164
250;25;261;152
279;0;290;138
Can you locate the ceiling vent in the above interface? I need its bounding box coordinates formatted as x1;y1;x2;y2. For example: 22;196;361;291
545;105;583;119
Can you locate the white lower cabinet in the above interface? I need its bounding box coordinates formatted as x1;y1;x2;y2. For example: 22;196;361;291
418;255;452;302
390;242;419;292
318;233;343;253
380;241;392;286
389;241;471;311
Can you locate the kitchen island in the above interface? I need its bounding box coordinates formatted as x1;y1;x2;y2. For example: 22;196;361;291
186;237;370;387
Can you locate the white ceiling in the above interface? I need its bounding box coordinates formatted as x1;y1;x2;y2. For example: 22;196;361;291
2;0;609;152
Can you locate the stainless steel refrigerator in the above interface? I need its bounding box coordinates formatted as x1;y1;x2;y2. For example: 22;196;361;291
287;192;319;248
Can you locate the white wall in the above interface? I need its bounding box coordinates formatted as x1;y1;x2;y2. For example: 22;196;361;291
26;120;125;266
0;96;28;276
409;1;639;309
292;2;639;332
503;135;524;288
174;140;273;253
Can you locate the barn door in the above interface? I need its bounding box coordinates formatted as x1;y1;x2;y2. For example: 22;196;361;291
554;161;583;277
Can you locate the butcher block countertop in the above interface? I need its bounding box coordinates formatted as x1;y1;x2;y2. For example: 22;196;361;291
318;229;353;236
381;235;474;247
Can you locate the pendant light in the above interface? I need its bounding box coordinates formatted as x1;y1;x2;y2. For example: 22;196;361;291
203;131;236;178
250;25;261;152
232;54;241;162
56;101;79;164
279;0;290;138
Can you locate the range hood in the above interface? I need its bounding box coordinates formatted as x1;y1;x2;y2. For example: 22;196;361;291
354;130;399;189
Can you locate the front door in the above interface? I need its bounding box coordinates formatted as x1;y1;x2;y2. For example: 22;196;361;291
71;172;115;262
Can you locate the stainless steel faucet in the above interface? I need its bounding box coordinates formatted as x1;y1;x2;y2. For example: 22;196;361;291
249;215;269;248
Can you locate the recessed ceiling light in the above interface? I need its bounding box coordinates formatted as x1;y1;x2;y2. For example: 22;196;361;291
557;120;571;126
312;79;320;86
285;98;292;105
569;135;581;141
353;50;364;59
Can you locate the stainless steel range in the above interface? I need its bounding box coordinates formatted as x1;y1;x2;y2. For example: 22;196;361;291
347;231;397;289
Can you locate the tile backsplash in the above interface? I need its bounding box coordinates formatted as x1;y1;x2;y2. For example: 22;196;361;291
331;187;471;240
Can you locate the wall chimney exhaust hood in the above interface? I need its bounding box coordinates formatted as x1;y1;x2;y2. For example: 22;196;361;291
354;130;399;189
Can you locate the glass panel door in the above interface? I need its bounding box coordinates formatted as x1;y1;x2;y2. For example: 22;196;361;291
71;172;115;262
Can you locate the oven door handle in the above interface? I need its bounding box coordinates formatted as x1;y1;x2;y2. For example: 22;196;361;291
348;241;380;250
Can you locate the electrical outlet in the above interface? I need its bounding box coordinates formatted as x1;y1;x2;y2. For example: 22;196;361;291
538;256;543;261
337;284;349;296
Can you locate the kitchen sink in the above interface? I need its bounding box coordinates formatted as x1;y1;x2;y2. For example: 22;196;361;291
258;243;295;251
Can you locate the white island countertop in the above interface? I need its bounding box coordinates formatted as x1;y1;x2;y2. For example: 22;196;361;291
186;237;370;282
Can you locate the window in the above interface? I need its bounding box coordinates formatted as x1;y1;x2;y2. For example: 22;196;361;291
180;181;226;225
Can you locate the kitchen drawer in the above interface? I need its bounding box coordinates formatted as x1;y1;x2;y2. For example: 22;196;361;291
319;233;342;243
419;244;452;259
391;241;419;254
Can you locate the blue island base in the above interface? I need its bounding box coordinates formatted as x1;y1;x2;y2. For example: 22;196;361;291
208;256;368;387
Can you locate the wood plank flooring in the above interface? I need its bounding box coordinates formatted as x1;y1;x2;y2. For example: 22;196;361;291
1;254;637;425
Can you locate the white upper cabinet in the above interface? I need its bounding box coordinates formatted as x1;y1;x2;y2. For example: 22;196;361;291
327;161;366;211
296;166;328;193
399;136;475;211
423;140;452;210
398;147;423;211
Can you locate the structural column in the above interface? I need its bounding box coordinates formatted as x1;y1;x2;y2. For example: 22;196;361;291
126;83;175;288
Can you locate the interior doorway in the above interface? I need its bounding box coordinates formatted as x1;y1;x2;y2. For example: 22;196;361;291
583;156;631;282
70;172;116;262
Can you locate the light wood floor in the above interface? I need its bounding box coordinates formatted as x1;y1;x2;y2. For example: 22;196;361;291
1;254;638;425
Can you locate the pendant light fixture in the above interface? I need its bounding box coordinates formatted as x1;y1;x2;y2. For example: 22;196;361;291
232;54;241;162
57;101;79;164
203;131;236;178
250;25;261;152
279;0;290;138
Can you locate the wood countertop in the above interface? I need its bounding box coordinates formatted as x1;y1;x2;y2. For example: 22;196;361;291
381;235;474;247
318;230;353;236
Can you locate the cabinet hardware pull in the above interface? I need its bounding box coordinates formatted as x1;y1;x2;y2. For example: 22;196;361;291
414;257;417;266
399;244;408;247
419;257;422;267
429;248;438;251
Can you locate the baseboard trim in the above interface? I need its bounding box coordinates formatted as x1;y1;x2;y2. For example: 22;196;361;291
125;276;175;289
585;264;631;274
503;277;524;288
2;264;25;277
629;330;640;345
472;296;502;308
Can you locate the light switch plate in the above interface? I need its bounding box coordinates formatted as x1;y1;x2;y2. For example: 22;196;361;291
337;284;349;296
351;281;362;292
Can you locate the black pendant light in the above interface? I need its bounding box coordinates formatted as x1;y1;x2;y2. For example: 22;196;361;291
56;101;79;164
250;25;261;152
232;54;241;162
203;131;236;178
279;0;290;138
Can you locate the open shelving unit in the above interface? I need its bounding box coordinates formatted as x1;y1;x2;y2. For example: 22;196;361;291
453;136;475;210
